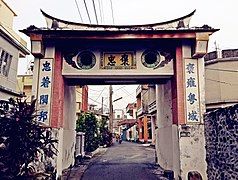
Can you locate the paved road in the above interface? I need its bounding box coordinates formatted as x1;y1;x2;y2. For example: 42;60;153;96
81;141;160;180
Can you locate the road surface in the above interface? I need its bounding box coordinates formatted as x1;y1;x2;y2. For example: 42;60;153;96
81;141;161;180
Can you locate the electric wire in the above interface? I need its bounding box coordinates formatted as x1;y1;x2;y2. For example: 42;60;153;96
114;85;126;92
83;0;92;24
109;0;115;24
76;89;108;107
121;87;136;99
98;0;103;24
74;0;83;22
100;0;105;24
92;0;99;24
205;67;238;73
89;88;105;92
95;87;106;101
206;78;238;86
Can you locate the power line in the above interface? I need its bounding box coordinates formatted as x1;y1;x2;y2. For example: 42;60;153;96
206;78;238;86
114;85;126;92
95;87;106;101
76;89;108;107
109;0;115;24
83;0;92;24
89;88;104;92
206;67;238;73
74;0;83;22
92;0;99;24
100;0;105;24
121;87;136;99
98;0;103;24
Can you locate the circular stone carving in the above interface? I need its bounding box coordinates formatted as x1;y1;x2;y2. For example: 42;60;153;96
76;51;96;69
141;50;161;68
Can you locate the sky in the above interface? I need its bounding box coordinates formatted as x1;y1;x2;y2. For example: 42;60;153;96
4;0;238;112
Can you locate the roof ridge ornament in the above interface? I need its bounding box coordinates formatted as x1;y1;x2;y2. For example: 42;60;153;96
40;9;196;30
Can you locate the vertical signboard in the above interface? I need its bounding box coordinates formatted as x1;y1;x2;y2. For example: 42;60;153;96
184;59;200;123
37;58;53;125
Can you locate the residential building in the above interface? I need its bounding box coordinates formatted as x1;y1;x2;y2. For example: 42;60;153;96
118;118;137;141
136;84;152;143
147;84;157;145
17;74;33;103
113;109;124;134
126;102;137;118
0;0;29;100
119;102;138;141
17;75;88;115
76;85;88;118
205;49;238;110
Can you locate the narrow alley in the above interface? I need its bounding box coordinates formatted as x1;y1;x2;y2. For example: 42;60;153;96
81;141;161;180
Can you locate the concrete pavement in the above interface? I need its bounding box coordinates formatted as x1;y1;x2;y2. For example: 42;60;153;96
81;141;166;180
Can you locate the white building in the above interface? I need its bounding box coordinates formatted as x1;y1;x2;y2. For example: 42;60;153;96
0;0;29;100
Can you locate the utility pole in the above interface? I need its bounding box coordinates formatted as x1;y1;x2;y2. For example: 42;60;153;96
109;85;113;132
101;97;104;114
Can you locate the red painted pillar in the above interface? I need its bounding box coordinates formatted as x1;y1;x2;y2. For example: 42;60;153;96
143;116;148;142
171;45;185;125
138;118;143;140
51;49;64;128
82;85;88;112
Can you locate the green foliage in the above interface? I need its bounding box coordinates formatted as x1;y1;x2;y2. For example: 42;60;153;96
98;116;112;147
76;112;99;152
0;98;57;179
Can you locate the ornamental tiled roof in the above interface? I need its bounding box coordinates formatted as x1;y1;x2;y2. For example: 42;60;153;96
21;9;218;34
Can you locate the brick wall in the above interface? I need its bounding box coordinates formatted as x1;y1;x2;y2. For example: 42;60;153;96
204;104;238;179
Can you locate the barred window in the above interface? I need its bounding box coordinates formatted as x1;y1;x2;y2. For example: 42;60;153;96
0;48;12;77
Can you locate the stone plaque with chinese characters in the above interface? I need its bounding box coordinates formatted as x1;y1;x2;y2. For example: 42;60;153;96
100;52;136;69
184;59;200;123
37;58;53;125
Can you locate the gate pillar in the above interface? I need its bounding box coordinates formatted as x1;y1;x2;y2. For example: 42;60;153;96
156;41;208;179
31;45;76;178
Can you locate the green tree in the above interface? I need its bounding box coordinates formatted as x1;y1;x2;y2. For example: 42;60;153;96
76;112;99;152
0;98;57;179
98;116;112;147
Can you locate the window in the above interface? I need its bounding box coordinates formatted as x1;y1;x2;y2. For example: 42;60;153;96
0;48;12;77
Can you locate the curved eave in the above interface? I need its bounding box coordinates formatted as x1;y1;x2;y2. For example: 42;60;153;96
40;9;196;29
20;9;219;37
20;28;219;40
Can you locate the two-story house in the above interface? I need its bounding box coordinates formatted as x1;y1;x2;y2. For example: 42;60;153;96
0;0;29;100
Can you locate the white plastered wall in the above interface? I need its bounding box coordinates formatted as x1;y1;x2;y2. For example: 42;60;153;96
62;85;76;170
178;43;207;180
155;81;180;178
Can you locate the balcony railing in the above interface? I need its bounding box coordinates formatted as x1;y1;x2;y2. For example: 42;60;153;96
148;100;156;113
136;85;142;97
137;103;148;117
137;107;142;116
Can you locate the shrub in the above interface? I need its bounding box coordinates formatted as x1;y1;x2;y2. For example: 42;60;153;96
98;116;112;147
0;98;57;179
76;112;99;152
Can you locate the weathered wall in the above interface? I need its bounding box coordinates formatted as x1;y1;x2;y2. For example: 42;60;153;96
178;124;207;179
178;44;207;179
205;59;238;106
156;80;180;177
204;104;238;180
62;85;76;170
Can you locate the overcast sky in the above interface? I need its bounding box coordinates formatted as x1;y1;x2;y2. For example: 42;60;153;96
5;0;238;112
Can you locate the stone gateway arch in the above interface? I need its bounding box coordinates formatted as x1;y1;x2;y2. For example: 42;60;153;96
21;10;218;179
